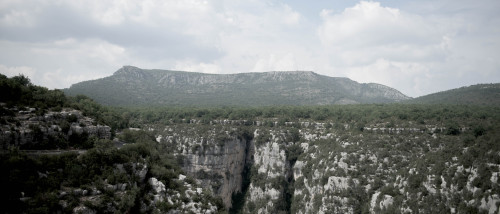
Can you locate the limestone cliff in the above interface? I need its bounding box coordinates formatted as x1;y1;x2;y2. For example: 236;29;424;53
154;123;253;208
146;116;500;213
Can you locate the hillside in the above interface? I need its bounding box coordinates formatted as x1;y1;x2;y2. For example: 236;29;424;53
4;74;500;213
0;74;223;213
64;66;410;106
409;83;500;106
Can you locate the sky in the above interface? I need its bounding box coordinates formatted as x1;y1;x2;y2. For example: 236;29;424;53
1;0;499;97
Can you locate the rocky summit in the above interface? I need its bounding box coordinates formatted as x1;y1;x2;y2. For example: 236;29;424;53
64;66;410;106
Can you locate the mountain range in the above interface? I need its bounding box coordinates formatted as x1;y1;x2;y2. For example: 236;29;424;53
64;66;410;106
65;66;500;107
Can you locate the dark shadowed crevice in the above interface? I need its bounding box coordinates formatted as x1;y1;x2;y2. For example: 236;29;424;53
283;142;303;213
229;163;252;214
229;135;254;214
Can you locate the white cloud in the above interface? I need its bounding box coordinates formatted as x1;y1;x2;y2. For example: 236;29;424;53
316;1;500;96
0;9;35;27
0;0;499;97
251;53;299;72
0;38;130;89
0;64;36;79
318;1;447;63
344;59;433;97
174;61;221;74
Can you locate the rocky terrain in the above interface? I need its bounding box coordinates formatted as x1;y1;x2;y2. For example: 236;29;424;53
0;74;224;213
64;66;410;106
143;105;500;214
3;73;500;213
0;107;224;213
0;105;111;150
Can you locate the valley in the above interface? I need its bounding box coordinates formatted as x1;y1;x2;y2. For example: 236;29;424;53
1;73;500;213
140;105;500;213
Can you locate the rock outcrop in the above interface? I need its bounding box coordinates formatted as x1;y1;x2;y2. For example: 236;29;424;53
157;124;253;208
0;106;111;149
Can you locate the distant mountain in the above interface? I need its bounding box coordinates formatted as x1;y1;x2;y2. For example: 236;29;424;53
64;66;410;106
408;83;500;106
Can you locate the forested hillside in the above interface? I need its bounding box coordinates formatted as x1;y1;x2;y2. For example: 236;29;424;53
408;83;500;106
64;66;410;106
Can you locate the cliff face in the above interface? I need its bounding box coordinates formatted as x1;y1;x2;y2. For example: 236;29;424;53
149;117;500;213
181;138;250;208
243;130;292;213
155;123;253;208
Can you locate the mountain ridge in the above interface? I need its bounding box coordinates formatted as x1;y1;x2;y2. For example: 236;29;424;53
64;66;410;106
409;83;500;106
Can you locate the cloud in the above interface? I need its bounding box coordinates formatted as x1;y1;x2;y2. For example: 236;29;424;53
0;0;312;81
177;1;313;74
0;38;129;89
0;0;499;97
318;1;448;64
0;64;36;79
0;0;223;61
316;1;500;97
174;61;221;74
343;59;434;97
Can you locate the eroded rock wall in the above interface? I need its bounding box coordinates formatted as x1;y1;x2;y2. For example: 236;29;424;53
156;124;252;208
150;119;500;214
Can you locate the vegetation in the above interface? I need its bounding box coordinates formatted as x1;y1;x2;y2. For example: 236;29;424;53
0;73;128;130
120;104;500;132
1;75;223;213
2;73;500;213
0;131;223;213
408;83;500;106
136;103;499;213
64;66;408;107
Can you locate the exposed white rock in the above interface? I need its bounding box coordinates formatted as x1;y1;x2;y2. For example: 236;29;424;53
491;172;498;184
254;142;286;178
73;205;96;214
148;177;166;203
480;194;500;214
324;176;353;191
370;191;381;213
179;174;186;181
248;184;280;201
370;191;393;213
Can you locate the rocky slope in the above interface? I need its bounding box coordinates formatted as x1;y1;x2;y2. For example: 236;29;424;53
0;107;223;213
0;105;111;149
144;105;500;213
64;66;410;106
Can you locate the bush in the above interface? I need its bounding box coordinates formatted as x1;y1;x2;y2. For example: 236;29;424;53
445;125;460;135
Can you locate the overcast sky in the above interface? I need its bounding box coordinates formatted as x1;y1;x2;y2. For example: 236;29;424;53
1;0;499;97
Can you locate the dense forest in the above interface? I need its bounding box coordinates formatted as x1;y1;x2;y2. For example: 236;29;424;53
1;74;500;213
